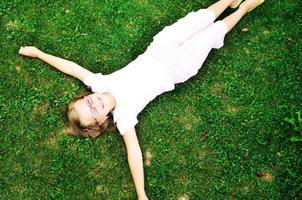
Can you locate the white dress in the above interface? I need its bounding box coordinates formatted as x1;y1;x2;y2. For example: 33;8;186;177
84;9;228;135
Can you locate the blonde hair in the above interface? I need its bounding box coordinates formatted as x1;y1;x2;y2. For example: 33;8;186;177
66;92;114;138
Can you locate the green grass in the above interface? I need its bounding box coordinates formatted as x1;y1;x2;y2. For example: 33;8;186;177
1;0;301;199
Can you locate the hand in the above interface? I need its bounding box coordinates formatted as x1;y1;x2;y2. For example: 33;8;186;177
19;46;42;58
138;196;148;200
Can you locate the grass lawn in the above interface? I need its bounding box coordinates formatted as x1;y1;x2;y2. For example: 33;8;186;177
1;0;301;199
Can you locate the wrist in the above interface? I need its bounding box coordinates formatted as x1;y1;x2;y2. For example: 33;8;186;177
36;50;44;58
138;193;147;199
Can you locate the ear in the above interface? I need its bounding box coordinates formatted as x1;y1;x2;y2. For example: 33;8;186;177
82;128;90;137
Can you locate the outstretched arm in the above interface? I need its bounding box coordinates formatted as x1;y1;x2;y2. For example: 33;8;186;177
123;128;148;200
19;46;94;82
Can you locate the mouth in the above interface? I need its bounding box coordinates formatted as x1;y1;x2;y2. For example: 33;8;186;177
97;97;105;109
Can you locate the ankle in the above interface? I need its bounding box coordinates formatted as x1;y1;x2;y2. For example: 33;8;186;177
238;4;249;13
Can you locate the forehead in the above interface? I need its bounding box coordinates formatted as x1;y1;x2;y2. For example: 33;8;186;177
74;99;94;126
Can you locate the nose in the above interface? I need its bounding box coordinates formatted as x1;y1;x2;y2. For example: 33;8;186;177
97;97;105;109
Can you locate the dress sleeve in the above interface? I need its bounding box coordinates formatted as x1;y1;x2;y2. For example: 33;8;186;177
83;73;109;93
83;73;103;86
116;116;138;135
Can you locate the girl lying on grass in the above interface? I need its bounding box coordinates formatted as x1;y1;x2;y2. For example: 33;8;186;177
19;0;264;199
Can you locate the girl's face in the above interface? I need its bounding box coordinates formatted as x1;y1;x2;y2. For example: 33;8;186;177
73;93;112;127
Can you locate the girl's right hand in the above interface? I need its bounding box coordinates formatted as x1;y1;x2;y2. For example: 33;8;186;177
19;46;42;58
138;197;148;200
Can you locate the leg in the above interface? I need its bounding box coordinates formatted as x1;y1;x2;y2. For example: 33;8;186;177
151;9;216;46
223;0;259;33
207;0;239;18
151;0;237;46
174;21;228;83
150;0;264;84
